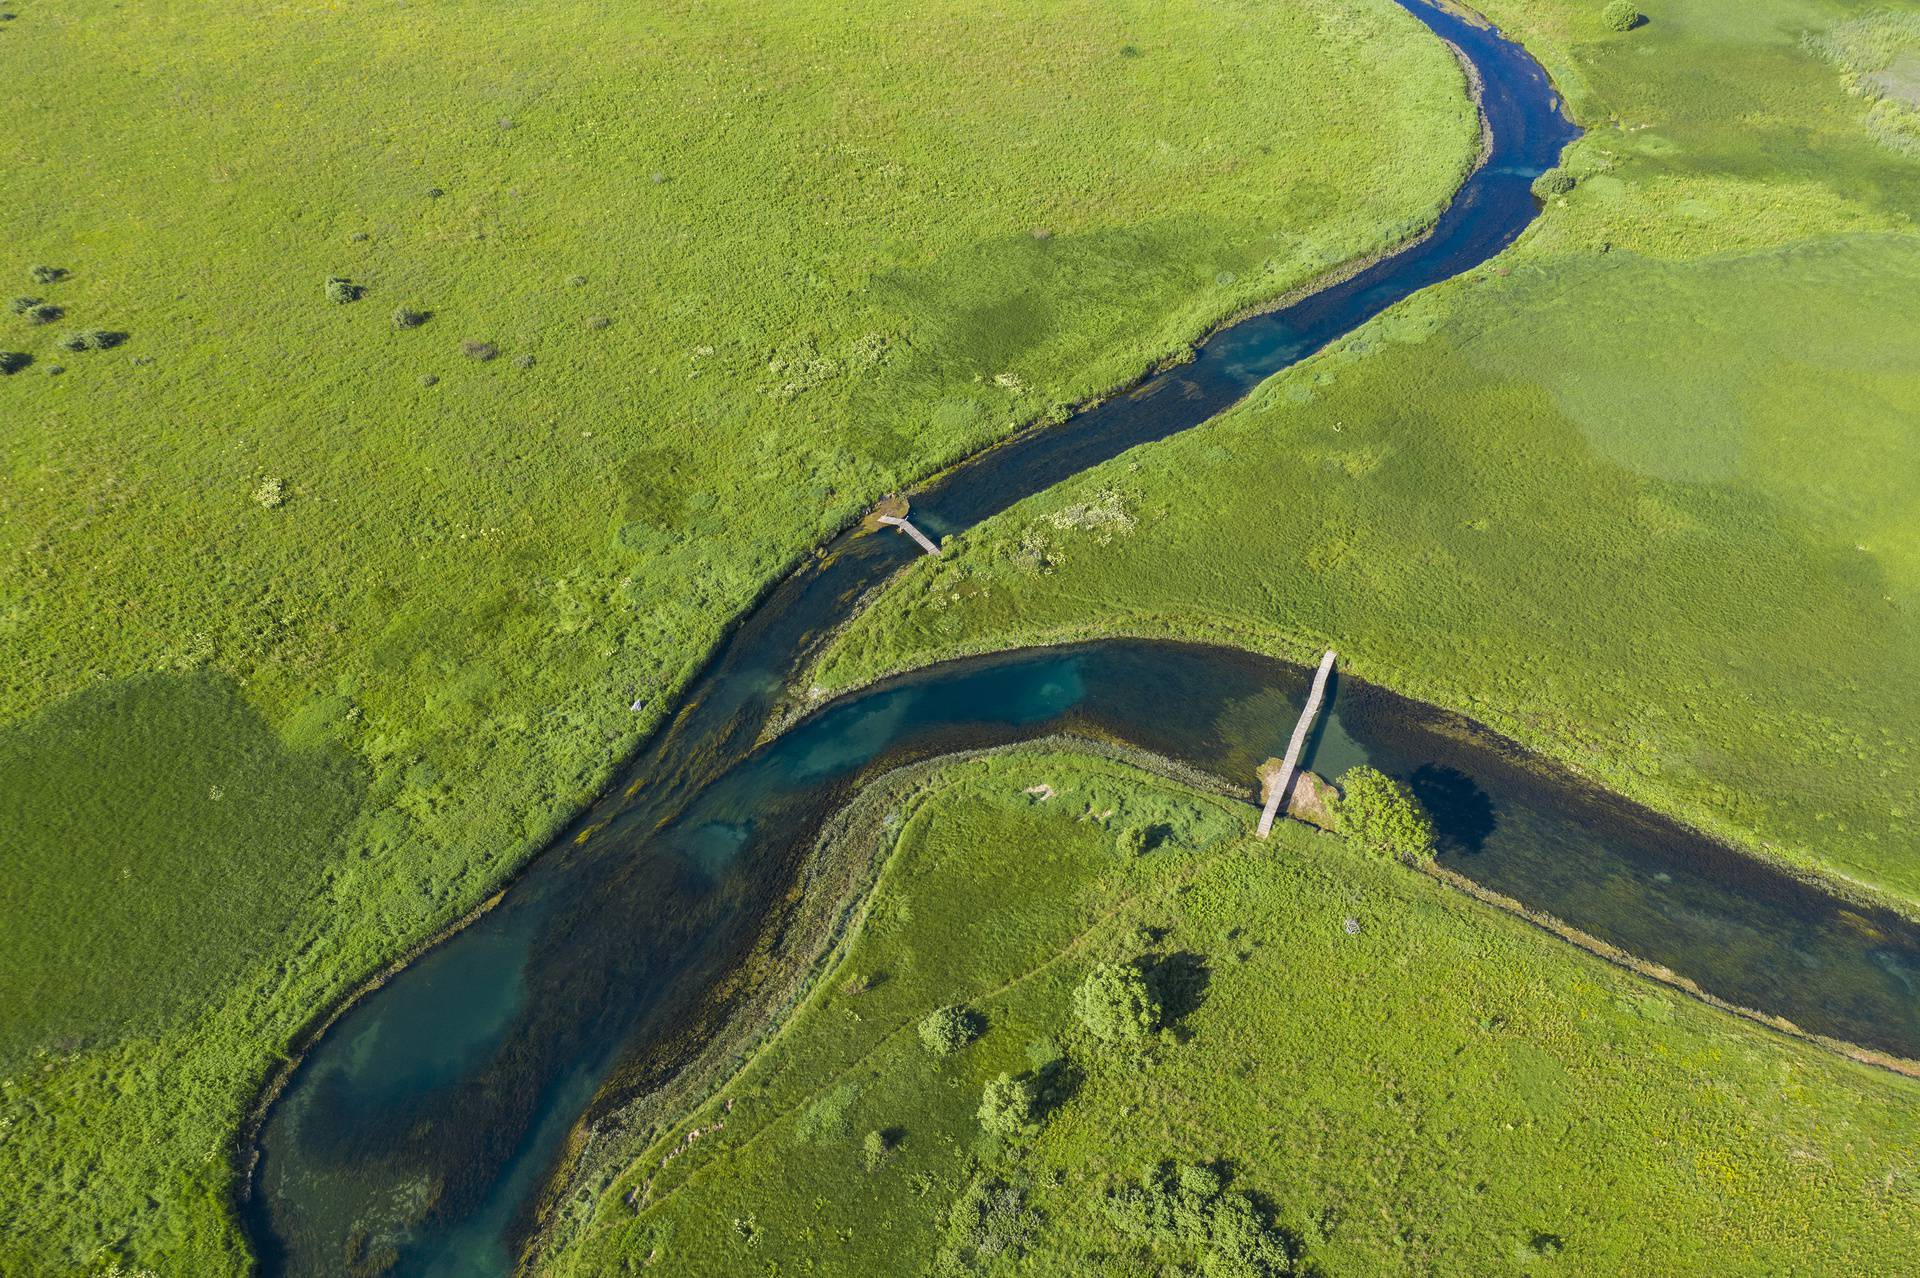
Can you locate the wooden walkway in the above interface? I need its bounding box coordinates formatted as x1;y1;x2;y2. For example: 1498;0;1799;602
876;514;940;556
1257;649;1336;839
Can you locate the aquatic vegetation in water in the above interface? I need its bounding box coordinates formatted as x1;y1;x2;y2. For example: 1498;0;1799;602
1807;11;1920;156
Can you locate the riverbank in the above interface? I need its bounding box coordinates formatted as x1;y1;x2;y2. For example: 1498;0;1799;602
517;634;1920;1272
810;0;1920;916
545;747;1920;1275
520;735;1248;1272
0;2;1483;1270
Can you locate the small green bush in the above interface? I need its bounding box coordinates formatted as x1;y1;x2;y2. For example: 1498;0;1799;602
1072;960;1161;1045
0;351;29;375
28;264;65;284
1335;766;1437;863
1117;825;1152;857
1531;168;1577;199
392;307;428;329
8;296;40;315
934;1172;1040;1273
1105;1160;1300;1276
58;329;121;352
27;303;62;325
324;276;362;304
978;1072;1039;1138
461;339;499;361
862;1127;899;1171
919;1003;982;1055
1602;2;1641;32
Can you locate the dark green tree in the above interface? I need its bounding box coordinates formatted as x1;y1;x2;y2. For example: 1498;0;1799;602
1531;167;1577;199
1073;960;1162;1045
978;1072;1039;1138
919;1003;983;1055
1603;2;1641;32
1336;766;1438;863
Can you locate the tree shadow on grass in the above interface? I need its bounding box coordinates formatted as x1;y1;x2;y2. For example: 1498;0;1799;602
1143;950;1211;1041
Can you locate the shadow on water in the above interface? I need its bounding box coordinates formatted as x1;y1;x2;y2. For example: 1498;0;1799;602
1409;763;1500;854
237;4;1857;1273
252;641;1920;1278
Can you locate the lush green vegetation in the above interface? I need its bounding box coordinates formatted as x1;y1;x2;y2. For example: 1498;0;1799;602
0;0;1480;1270
551;750;1920;1275
1602;1;1643;32
817;0;1920;910
1809;8;1920;157
1333;765;1438;863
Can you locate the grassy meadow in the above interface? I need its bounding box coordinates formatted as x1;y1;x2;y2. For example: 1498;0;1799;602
816;0;1920;908
554;750;1920;1275
0;0;1482;1270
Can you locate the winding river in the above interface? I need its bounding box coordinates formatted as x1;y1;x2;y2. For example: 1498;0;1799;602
245;5;1920;1275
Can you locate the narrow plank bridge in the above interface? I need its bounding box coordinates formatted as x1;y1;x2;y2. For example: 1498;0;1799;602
1257;649;1337;838
876;514;941;556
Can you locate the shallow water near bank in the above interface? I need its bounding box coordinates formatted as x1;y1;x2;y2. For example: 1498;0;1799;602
253;640;1920;1275
244;3;1637;1272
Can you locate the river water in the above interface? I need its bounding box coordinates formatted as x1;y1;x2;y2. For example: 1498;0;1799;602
247;6;1914;1275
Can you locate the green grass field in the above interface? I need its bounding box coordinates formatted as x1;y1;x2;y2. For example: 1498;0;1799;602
552;750;1920;1275
0;0;1479;1271
816;0;1920;908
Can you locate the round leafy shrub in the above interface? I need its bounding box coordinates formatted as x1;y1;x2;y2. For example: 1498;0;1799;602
8;296;40;315
515;353;536;369
1072;960;1162;1045
28;265;66;285
1602;2;1641;31
393;307;428;329
862;1128;898;1171
1105;1159;1300;1274
461;339;499;361
918;1004;982;1055
1335;766;1437;863
324;276;362;304
1531;168;1577;199
977;1072;1039;1139
58;329;121;352
27;303;62;325
0;351;29;374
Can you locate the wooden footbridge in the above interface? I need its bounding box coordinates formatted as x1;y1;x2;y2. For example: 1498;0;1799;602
1257;649;1336;838
865;496;940;556
876;514;940;556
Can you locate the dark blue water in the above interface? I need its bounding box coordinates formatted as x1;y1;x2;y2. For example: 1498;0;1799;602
241;5;1681;1273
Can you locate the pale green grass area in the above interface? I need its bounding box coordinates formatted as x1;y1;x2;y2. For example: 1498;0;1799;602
0;0;1481;1269
563;752;1920;1275
816;0;1920;906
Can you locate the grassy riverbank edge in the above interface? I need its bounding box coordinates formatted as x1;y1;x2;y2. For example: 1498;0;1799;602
801;613;1920;930
217;166;1498;1274
228;38;1498;1260
519;735;1245;1273
541;742;1920;1275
